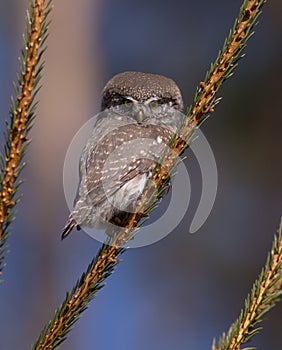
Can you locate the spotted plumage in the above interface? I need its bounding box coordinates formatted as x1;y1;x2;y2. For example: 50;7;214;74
62;71;183;239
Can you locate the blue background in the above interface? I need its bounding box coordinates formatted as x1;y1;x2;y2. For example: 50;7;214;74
0;0;281;349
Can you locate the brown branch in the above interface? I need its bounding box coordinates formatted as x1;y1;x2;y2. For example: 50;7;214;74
189;1;261;124
122;0;265;231
212;222;282;350
0;0;45;239
229;237;282;349
35;243;121;349
32;0;268;348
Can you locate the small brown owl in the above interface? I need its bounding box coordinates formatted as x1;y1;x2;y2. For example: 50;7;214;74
62;71;183;239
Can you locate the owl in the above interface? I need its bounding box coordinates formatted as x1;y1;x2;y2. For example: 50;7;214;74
62;71;184;239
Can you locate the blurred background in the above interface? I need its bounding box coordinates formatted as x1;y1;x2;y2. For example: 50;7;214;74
0;0;281;349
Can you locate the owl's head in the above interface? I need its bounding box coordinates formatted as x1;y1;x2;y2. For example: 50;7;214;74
101;71;183;124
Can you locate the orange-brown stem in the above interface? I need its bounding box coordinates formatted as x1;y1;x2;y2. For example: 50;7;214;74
0;0;44;238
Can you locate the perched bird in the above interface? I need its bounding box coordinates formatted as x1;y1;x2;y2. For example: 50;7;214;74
62;71;184;239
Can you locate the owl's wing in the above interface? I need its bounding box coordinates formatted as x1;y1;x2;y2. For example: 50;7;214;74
82;123;173;207
85;157;155;207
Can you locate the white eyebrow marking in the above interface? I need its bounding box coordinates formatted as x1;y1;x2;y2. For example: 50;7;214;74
144;97;159;104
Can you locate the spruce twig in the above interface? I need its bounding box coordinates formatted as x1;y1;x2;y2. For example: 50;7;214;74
31;0;268;348
212;220;282;350
0;0;53;278
31;235;127;349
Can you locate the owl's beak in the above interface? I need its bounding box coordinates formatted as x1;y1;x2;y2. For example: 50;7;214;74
136;110;144;123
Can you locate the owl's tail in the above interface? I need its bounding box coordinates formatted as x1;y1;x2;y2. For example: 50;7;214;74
61;215;81;240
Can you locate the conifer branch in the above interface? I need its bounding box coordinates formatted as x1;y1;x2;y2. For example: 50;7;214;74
0;0;52;278
183;0;266;132
31;240;126;349
31;0;268;348
212;220;282;350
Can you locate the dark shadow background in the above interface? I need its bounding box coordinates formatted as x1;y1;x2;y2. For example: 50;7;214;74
0;1;281;349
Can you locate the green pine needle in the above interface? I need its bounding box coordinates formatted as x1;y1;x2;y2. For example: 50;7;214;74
30;0;274;349
213;219;282;350
0;0;53;279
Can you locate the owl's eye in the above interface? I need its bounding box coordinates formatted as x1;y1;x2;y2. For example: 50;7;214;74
124;99;133;107
149;101;159;109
